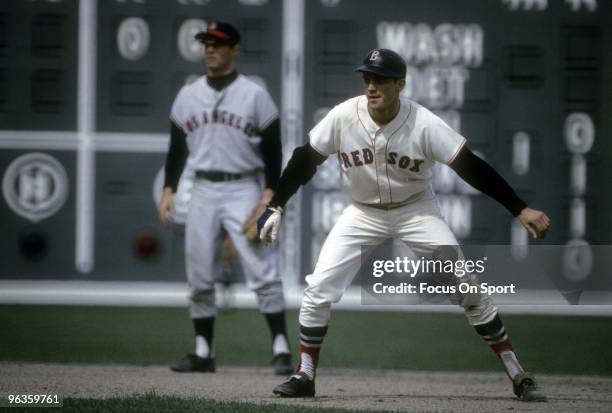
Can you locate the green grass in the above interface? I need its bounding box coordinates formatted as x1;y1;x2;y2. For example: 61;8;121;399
1;305;611;375
23;395;391;413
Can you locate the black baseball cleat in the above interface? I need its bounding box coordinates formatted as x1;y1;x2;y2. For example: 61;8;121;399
272;353;294;375
513;372;547;402
273;372;315;397
170;354;216;373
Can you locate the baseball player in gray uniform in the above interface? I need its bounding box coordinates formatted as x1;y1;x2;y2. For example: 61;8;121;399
258;48;550;400
158;21;293;375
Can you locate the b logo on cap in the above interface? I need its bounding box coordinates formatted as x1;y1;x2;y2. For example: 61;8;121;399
369;50;380;61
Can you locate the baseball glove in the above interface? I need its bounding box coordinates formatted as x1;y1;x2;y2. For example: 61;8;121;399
243;202;268;241
243;189;274;241
222;234;238;262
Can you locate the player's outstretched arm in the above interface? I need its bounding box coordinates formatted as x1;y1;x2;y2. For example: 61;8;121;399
448;146;551;239
257;143;327;243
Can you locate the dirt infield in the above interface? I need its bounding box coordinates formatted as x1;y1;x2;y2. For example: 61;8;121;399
2;362;612;412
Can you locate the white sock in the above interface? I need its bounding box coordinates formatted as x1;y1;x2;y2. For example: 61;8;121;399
195;335;212;358
299;353;314;380
272;334;290;355
500;350;524;379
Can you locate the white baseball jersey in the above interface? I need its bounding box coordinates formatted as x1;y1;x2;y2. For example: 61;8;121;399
309;96;466;205
170;75;279;173
300;95;496;329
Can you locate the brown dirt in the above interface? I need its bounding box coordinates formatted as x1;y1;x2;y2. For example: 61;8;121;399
2;362;611;412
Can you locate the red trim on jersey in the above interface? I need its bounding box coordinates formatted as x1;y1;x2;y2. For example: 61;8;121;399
356;96;374;139
355;97;384;204
384;104;412;204
260;113;279;131
170;115;188;135
308;133;328;157
446;138;467;165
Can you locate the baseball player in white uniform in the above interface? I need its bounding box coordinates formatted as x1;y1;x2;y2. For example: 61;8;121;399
158;21;293;375
258;48;550;400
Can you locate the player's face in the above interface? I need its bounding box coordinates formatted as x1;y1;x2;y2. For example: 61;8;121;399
362;73;405;111
204;41;239;76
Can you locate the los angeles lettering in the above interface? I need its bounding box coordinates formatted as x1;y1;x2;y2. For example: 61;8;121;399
340;149;424;172
184;110;256;137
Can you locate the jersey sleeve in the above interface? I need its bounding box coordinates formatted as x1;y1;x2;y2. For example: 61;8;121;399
255;87;279;131
308;106;340;156
421;109;466;165
169;87;188;133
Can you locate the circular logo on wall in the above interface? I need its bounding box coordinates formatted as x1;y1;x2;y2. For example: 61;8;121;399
2;153;69;222
116;17;150;61
177;18;207;62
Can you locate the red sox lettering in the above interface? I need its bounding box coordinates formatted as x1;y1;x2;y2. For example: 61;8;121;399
339;148;425;172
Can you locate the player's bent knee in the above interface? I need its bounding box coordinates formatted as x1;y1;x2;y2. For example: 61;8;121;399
303;279;344;304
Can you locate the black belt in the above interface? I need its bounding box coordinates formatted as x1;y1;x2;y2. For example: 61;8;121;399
355;195;423;210
195;170;254;182
358;202;407;211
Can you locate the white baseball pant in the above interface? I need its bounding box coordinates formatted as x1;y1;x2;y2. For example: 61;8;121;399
299;197;497;327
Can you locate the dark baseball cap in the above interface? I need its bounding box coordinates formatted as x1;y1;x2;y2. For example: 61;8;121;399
355;48;407;79
195;21;241;46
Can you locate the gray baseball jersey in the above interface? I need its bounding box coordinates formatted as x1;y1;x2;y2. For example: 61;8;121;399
170;74;279;173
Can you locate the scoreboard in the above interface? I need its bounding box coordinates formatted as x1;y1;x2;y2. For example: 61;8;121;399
95;0;282;132
0;0;610;296
0;0;78;130
301;0;612;282
0;0;282;281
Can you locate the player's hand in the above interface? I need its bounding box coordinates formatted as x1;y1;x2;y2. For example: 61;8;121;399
518;207;550;240
243;189;274;241
258;206;283;244
158;187;176;228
